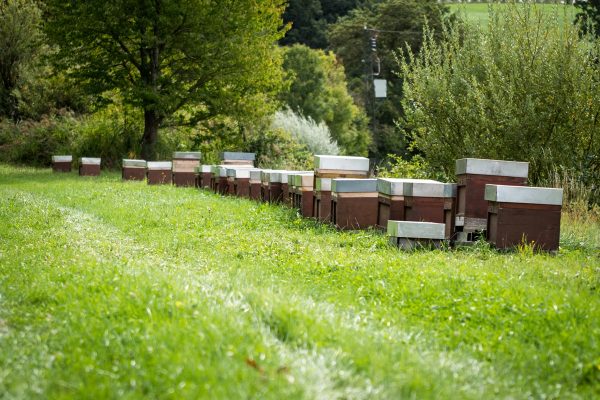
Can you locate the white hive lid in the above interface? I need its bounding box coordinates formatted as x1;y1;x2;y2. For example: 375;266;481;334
484;185;563;206
314;155;369;172
52;155;72;162
294;173;314;188
199;165;214;173
122;159;146;168
250;169;263;181
404;181;457;198
220;151;256;161
455;158;529;178
387;220;446;239
79;157;101;165
332;178;377;193
147;161;172;170
377;178;440;196
172;151;201;160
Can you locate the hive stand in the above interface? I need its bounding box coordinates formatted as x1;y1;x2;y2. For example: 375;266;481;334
402;181;457;239
331;179;379;230
455;158;528;242
122;159;146;181
52;155;72;172
249;170;263;201
79;157;101;176
377;178;440;229
313;155;370;222
485;185;563;251
387;220;446;250
146;161;172;184
172;152;201;187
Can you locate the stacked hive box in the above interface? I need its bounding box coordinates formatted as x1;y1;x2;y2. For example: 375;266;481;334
455;158;528;241
377;178;439;229
52;155;72;172
147;161;172;185
122;159;146;181
485;185;563;251
402;181;457;239
313;155;370;222
292;173;314;217
261;170;285;203
249;170;263;201
331;178;379;230
196;165;213;189
388;221;446;250
172;152;201;187
226;167;258;198
210;166;229;195
220;152;255;166
79;157;101;176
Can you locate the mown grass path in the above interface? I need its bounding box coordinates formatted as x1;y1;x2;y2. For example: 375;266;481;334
0;165;598;399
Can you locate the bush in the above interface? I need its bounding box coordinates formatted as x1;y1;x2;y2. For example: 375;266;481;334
271;108;340;156
399;3;600;189
246;127;313;170
376;154;448;181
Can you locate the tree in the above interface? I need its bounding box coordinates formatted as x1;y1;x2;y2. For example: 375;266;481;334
280;44;371;155
399;4;600;188
575;0;600;37
44;0;288;160
329;0;449;160
0;0;43;120
280;0;364;48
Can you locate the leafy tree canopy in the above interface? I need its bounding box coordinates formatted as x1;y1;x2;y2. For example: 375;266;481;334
44;0;288;159
280;44;370;155
575;0;600;37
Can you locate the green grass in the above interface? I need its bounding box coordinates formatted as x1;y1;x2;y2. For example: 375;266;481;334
449;3;577;26
0;164;599;399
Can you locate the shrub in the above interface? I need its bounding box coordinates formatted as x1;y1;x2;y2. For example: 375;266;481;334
271;108;340;156
376;153;448;181
399;3;600;190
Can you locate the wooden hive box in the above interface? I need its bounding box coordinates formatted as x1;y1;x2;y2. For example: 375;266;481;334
313;155;370;223
261;170;284;203
485;185;563;251
220;152;256;166
197;165;214;189
122;159;146;181
210;165;229;195
226;167;257;198
402;181;457;239
249;169;263;201
146;161;172;185
455;158;529;241
287;173;297;207
377;178;440;229
293;173;314;217
313;177;333;222
387;221;446;250
331;179;379;230
280;171;292;206
52;155;72;172
172;151;201;187
79;157;101;176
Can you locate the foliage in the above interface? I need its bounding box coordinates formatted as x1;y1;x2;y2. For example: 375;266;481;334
329;0;450;160
246;127;313;170
575;0;600;37
271;108;340;156
44;0;288;159
0;165;599;398
0;0;43;119
280;44;371;155
280;0;364;48
376;154;447;181
399;3;600;188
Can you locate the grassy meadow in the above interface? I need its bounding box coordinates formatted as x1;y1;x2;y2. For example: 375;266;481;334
449;2;577;26
0;164;599;399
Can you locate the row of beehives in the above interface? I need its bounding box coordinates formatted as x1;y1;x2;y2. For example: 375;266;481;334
51;153;564;251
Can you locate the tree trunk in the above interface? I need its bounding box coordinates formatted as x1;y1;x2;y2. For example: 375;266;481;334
141;109;160;161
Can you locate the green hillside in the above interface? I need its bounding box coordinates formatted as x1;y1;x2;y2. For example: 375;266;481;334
0;165;598;399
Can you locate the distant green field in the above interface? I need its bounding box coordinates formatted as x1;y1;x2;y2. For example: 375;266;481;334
449;3;577;26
